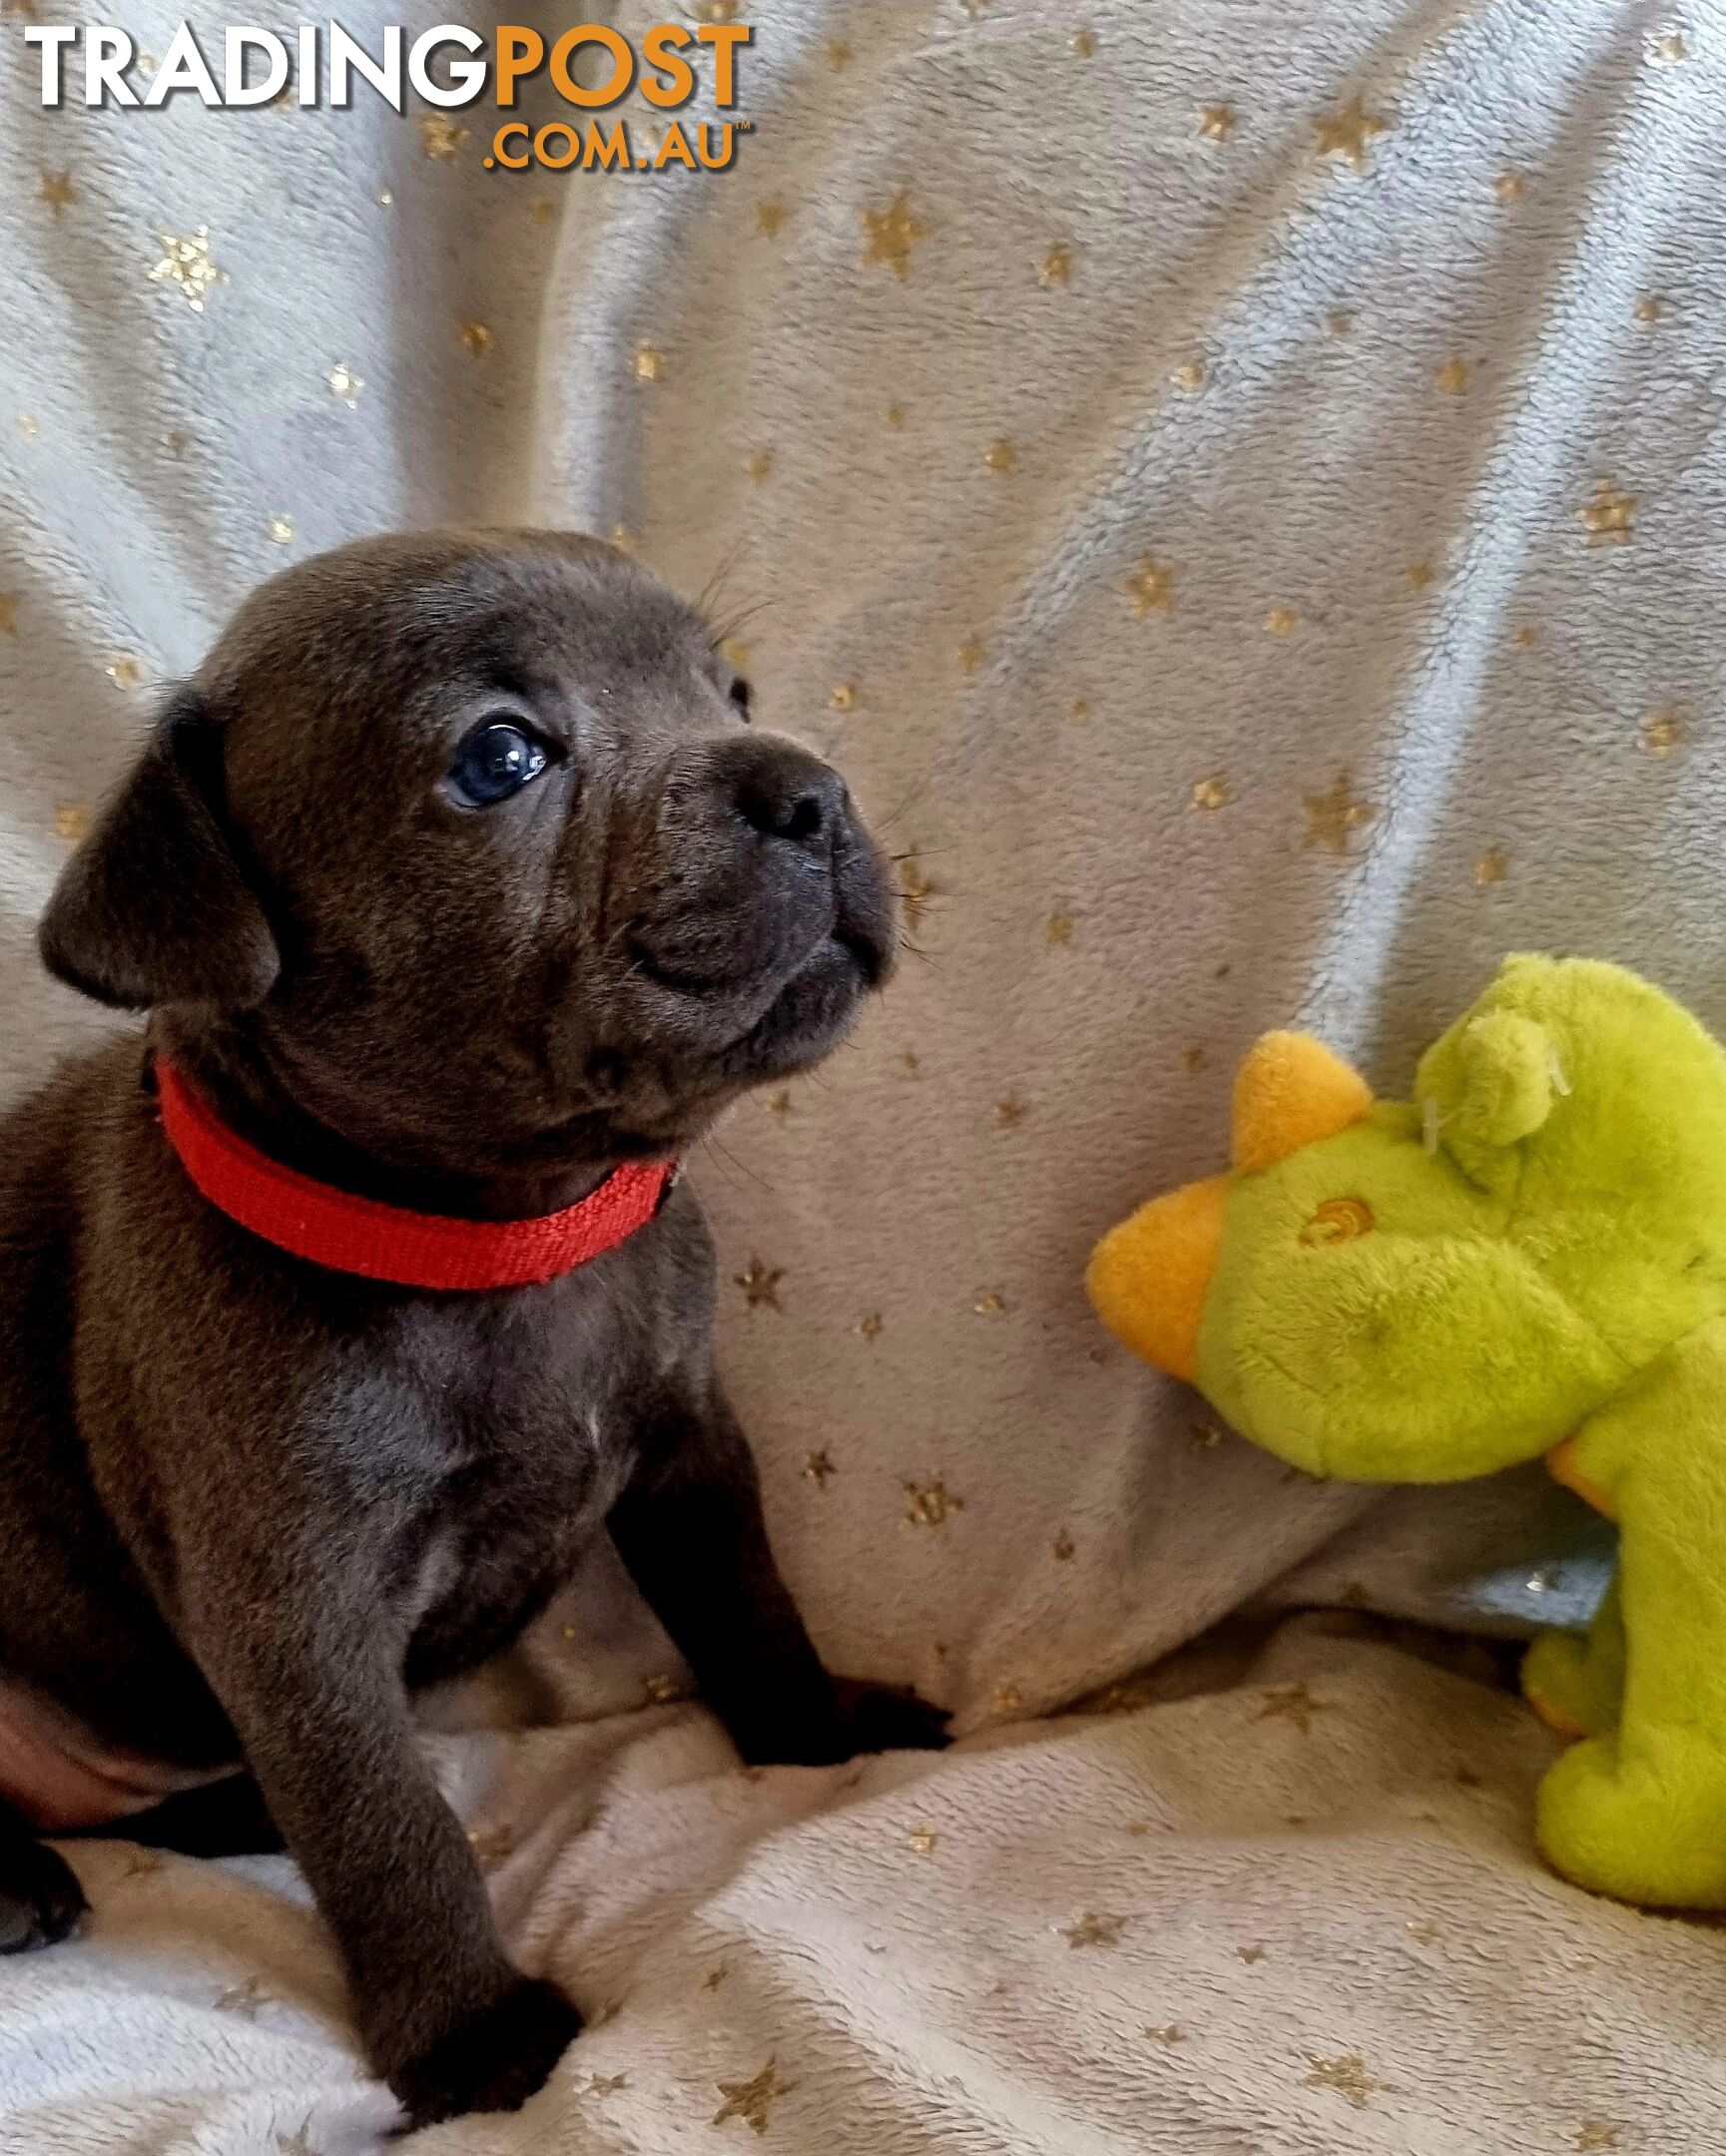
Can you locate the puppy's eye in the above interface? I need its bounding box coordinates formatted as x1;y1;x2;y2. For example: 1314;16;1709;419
445;721;550;808
729;678;752;720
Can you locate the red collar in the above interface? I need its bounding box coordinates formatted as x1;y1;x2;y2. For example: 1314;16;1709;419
154;1059;676;1292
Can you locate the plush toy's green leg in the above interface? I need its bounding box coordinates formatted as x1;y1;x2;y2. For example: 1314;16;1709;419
1536;1330;1726;1907
1522;1577;1623;1741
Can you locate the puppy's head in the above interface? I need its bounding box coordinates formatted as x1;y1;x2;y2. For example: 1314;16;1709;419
41;532;896;1172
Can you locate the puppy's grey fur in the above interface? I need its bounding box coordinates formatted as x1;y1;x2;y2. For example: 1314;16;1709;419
0;531;943;2126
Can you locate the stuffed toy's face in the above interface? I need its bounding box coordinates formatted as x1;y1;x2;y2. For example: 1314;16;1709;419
1088;956;1726;1485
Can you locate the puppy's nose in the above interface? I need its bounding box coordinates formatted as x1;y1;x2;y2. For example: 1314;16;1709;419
730;738;847;851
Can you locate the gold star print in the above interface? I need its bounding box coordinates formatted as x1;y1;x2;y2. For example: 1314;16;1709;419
736;1259;784;1311
214;1975;269;2018
713;2059;793;2135
1191;1419;1226;1449
1301;2053;1393;2110
1197;104;1236;142
1255;1682;1330;1733
17;414;39;438
899;1051;921;1078
459;319;494;356
1476;846;1509;885
1436;355;1469;394
149;229;223;312
994;1683;1024;1714
1071;27;1098;56
529;199;555;225
861;192;930;280
804;1449;837;1486
419;113;466;158
466;1820;513;1865
993;1098;1026;1129
745;449;774;482
644;1674;679;1703
609;524;636;555
1581;482;1636;544
1171;360;1207;391
856;1312;883;1341
269;515;294;545
1192;774;1231;811
1302;773;1376;856
0;0;39;17
755;198;789;239
1052;1528;1075;1561
1575;2126;1624;2152
903;1477;963;1528
1405;1919;1439;1943
827;38;854;69
1324;308;1355;337
1495;171;1525;203
105;655;143;689
1635;294;1665;325
634;343;664;382
1148;2024;1187;2044
1182;1045;1208;1072
1064;695;1091;723
1038;245;1074;287
326;362;362;407
1649;29;1688;62
161;428;187;457
830;681;858;711
1314;96;1389;170
906;1825;938;1855
1642;707;1685;757
1513;624;1541;651
721;640;752;672
957;634;986;676
984;439;1018;474
1236;1942;1266;1963
587;2073;629;2096
1265;605;1300;634
766;1090;793;1120
697;0;742;19
0;594;17;638
38;169;74;216
1124;557;1175;618
1405;560;1435;589
972;1289;1007;1318
899;854;933;930
1046;910;1074;945
885;402;907;429
1062;1911;1125;1947
705;1963;730;1991
54;803;88;842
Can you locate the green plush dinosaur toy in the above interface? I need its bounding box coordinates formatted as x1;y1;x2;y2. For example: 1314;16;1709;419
1087;953;1726;1909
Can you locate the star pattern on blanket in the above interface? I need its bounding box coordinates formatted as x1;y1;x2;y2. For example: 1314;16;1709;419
1197;104;1235;143
1642;707;1685;758
1302;773;1376;856
149;229;223;312
1123;557;1175;617
861;192;930;280
1313;98;1389;171
418;114;466;159
1580;483;1636;545
1062;1910;1125;1947
903;1476;964;1527
1574;2124;1623;2151
54;802;88;841
214;1974;270;2018
713;2058;794;2134
1302;2052;1394;2108
38;169;75;216
1256;1683;1331;1732
736;1259;785;1310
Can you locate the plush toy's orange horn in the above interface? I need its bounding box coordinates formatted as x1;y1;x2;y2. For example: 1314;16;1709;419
1231;1031;1373;1172
1085;1175;1226;1380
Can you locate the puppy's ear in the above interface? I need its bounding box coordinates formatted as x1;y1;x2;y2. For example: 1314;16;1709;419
39;691;280;1011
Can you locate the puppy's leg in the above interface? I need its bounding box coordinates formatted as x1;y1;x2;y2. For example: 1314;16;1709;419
183;1593;578;2126
0;1798;87;1952
608;1382;948;1766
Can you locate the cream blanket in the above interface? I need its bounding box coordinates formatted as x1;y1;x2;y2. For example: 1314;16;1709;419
1;0;1722;2146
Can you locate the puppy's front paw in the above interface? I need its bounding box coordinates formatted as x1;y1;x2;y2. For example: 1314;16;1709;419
0;1838;87;1954
389;1975;581;2128
834;1678;951;1757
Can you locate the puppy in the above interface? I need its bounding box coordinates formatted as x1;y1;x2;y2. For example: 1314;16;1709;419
0;531;944;2125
